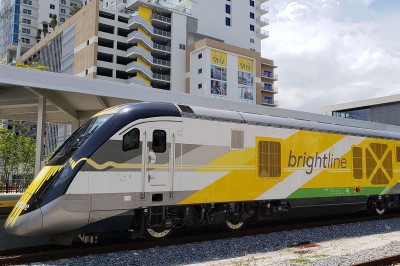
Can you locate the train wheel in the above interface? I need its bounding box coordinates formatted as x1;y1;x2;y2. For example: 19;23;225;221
372;206;386;215
222;219;246;231
143;227;173;240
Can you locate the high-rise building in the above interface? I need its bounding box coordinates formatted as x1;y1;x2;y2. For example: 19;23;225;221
0;0;83;65
18;0;278;106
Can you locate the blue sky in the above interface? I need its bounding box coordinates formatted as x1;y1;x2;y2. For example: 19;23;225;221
261;0;400;113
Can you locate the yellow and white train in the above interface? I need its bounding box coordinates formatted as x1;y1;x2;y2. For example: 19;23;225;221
5;102;400;243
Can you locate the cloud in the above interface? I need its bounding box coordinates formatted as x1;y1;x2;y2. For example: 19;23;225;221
262;0;400;113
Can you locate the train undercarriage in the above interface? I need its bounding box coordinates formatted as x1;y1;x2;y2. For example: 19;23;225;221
57;194;400;245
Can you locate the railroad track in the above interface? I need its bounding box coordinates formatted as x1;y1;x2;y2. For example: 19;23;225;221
1;212;400;265
353;254;400;266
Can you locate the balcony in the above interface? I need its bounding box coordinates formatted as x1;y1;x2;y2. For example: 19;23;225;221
262;99;278;107
153;43;171;53
261;83;278;93
153;28;171;39
127;0;191;15
256;29;269;38
262;71;278;81
256;16;269;26
152;14;171;23
153;73;170;82
153;58;171;68
256;4;269;14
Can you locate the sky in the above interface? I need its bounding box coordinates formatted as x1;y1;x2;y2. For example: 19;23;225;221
261;0;400;113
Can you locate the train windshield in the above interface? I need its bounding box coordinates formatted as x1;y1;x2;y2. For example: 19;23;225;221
52;114;113;158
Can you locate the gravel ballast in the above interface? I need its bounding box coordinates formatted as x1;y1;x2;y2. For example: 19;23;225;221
40;217;400;266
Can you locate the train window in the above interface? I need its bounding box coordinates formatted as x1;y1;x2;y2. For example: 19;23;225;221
352;146;363;179
122;128;140;151
258;141;281;177
153;130;166;153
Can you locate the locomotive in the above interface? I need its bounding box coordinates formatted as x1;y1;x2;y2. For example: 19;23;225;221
6;102;400;244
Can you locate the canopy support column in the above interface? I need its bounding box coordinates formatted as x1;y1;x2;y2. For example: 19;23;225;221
35;96;46;175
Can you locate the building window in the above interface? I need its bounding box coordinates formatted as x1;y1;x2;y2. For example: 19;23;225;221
225;4;231;14
250;24;254;31
49;13;53;18
22;9;31;15
250;0;254;7
198;53;202;59
61;0;66;4
50;4;55;9
225;17;231;26
250;38;254;43
198;83;202;89
21;28;30;34
179;43;186;50
250;12;254;19
198;68;202;74
22;18;31;24
250;48;255;51
21;38;30;44
61;8;66;14
60;17;65;23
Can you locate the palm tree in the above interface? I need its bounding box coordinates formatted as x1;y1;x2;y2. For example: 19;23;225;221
50;14;57;29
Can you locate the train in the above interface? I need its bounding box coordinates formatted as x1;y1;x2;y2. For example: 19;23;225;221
5;102;400;244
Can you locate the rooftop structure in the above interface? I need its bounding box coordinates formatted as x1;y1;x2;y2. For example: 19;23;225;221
18;0;278;106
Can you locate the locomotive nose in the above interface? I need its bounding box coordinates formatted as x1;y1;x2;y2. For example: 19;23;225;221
5;207;43;236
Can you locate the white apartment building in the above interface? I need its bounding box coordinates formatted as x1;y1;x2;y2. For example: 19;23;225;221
19;0;278;106
0;0;83;64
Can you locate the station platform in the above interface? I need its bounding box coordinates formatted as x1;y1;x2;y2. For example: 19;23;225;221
0;193;21;215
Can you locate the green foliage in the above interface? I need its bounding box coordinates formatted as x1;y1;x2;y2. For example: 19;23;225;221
0;129;35;187
42;21;49;37
50;14;57;28
15;62;49;71
36;28;42;42
70;5;82;16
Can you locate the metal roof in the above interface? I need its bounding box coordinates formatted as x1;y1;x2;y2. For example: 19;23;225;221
1;65;400;133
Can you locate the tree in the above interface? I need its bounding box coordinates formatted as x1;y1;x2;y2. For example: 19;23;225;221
70;5;82;16
0;129;36;192
36;28;42;43
15;62;49;71
50;14;57;29
42;21;49;37
0;129;19;190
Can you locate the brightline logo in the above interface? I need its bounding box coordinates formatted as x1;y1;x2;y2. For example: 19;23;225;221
288;149;347;174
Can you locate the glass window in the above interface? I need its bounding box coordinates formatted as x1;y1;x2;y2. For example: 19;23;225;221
225;4;231;14
198;53;202;59
50;4;55;9
61;8;66;14
250;12;254;19
250;0;254;7
152;130;166;153
250;24;254;31
198;68;202;74
123;128;140;151
225;17;231;26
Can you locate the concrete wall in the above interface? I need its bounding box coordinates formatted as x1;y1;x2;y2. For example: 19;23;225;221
170;12;187;93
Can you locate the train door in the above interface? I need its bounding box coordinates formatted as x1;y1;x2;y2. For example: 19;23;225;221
140;121;182;199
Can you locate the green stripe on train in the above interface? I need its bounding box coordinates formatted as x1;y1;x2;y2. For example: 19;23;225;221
288;186;387;198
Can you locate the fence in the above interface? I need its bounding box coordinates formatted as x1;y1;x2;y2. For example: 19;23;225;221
0;178;31;193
